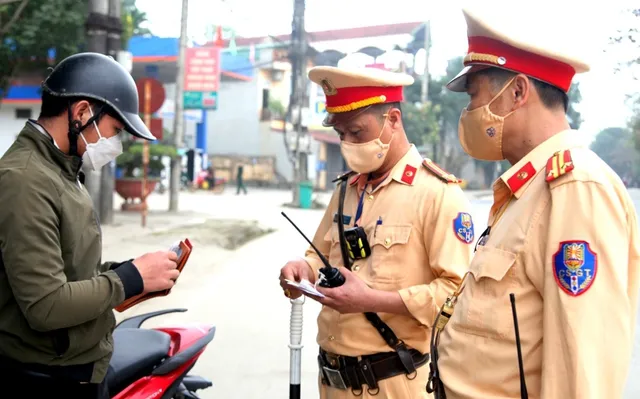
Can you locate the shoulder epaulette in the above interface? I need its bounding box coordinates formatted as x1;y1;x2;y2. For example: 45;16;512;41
422;159;461;184
332;170;356;183
545;149;574;183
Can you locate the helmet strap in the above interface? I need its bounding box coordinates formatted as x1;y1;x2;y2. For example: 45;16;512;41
66;101;104;158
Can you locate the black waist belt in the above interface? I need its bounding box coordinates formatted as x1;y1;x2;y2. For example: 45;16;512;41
318;347;429;395
0;353;93;383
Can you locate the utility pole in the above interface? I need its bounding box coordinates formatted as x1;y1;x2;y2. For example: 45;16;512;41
288;0;308;206
97;0;123;225
85;0;109;213
421;20;430;104
420;20;438;163
169;0;188;212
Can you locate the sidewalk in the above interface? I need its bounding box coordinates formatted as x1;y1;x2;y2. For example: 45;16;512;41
101;210;210;247
101;187;491;262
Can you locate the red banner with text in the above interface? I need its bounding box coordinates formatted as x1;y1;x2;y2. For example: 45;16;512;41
184;47;221;92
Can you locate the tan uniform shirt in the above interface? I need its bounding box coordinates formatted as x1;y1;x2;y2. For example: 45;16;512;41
438;129;640;398
304;145;473;356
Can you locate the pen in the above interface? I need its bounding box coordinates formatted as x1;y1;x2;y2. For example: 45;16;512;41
375;217;382;237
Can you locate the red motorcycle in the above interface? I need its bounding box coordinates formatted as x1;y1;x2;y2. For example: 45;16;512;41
109;308;215;399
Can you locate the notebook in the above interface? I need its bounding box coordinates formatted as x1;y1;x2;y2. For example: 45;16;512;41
115;238;193;312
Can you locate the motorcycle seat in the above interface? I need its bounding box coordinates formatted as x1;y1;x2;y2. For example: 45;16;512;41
107;328;172;395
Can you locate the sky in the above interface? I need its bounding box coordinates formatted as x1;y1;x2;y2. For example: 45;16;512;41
136;0;639;144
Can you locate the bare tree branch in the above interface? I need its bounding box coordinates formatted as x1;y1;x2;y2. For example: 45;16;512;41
0;0;29;36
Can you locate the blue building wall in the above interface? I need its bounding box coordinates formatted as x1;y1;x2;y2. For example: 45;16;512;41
0;85;42;101
4;35;254;103
128;36;254;79
3;36;256;166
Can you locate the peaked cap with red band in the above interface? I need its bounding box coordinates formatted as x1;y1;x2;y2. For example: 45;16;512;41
308;66;414;126
447;8;590;93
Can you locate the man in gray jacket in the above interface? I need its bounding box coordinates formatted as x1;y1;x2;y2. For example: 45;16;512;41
0;52;180;398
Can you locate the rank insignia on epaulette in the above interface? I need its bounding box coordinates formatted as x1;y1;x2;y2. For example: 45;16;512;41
332;170;355;183
545;150;574;182
422;159;461;184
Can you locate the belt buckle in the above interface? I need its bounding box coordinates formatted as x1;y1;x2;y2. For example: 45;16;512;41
325;353;340;368
322;366;347;390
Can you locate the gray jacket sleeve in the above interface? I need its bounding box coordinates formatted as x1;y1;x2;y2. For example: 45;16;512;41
0;170;132;332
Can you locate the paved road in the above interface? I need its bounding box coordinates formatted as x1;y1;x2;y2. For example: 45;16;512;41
106;189;331;399
102;188;640;398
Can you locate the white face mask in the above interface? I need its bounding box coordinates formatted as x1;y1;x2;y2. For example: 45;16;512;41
80;108;123;171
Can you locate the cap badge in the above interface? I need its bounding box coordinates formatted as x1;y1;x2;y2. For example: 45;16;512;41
320;78;338;96
486;127;496;137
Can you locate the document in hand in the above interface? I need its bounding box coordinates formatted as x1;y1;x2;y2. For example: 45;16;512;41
115;238;193;312
284;278;325;298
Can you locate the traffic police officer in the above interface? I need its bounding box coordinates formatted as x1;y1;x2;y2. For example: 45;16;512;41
0;53;181;398
279;66;474;398
431;8;640;399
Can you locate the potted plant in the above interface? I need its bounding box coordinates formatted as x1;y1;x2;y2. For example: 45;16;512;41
115;138;177;210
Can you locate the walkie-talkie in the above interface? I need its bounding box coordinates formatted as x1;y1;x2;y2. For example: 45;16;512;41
510;293;528;399
281;212;346;288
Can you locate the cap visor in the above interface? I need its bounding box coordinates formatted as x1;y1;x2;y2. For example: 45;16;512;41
322;112;337;127
446;65;495;92
446;66;473;92
322;106;372;127
122;111;157;141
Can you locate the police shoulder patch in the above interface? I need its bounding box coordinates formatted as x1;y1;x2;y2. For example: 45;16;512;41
453;212;474;244
553;240;597;296
422;159;461;184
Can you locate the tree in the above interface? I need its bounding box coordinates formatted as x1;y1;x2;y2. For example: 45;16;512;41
590;127;638;185
428;57;469;134
610;8;639;70
121;0;151;49
404;57;468;136
0;0;86;101
404;56;470;176
632;106;640;153
609;9;640;154
567;83;583;129
402;101;440;151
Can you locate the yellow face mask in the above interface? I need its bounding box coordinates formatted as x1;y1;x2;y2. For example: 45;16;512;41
458;77;516;161
339;114;394;174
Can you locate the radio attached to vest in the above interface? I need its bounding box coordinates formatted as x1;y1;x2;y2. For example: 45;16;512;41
343;226;371;260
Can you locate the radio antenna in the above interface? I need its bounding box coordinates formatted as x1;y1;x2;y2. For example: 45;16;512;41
510;293;528;399
281;212;332;269
281;212;345;287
